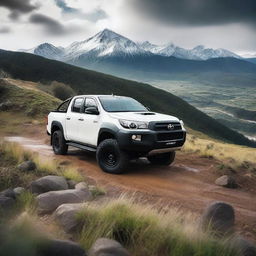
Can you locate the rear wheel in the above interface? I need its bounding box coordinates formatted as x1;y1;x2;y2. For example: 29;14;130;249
96;139;129;174
147;151;175;166
52;130;68;155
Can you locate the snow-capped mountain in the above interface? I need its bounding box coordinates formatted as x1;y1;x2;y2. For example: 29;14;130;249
63;29;150;61
138;42;240;60
21;43;64;60
20;29;241;62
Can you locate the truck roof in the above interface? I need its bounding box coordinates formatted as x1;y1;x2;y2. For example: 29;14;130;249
73;95;127;97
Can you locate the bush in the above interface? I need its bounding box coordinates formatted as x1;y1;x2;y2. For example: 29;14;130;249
51;81;74;100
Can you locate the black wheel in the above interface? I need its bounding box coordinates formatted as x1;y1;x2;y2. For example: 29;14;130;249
96;139;129;174
147;151;175;166
52;130;68;155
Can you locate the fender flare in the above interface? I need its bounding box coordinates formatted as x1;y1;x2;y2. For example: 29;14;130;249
50;121;64;145
97;123;119;145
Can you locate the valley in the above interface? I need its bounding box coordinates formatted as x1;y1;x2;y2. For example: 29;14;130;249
150;79;256;140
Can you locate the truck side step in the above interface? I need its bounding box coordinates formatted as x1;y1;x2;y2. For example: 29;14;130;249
67;142;96;152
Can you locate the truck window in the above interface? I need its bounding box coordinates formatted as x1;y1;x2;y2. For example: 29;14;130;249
72;97;84;113
84;98;97;111
57;99;71;112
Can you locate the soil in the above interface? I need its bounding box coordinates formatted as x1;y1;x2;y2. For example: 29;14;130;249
4;123;256;242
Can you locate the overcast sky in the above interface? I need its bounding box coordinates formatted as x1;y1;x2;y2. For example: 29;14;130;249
0;0;255;57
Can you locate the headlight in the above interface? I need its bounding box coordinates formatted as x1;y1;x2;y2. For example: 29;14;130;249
119;119;149;129
180;120;185;129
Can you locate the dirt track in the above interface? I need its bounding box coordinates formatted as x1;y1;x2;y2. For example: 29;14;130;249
5;129;256;241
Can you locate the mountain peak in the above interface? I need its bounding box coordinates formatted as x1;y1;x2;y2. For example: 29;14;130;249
93;28;127;42
193;45;205;51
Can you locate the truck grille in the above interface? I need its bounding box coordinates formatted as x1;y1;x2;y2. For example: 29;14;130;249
154;122;181;131
157;132;184;141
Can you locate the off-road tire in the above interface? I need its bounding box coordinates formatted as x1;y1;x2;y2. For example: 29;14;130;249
147;151;175;166
52;130;68;155
96;139;129;174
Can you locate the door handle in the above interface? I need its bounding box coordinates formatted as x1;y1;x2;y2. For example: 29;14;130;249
78;118;84;121
66;117;71;120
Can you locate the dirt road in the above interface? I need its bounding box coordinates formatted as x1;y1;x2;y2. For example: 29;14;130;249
5;131;256;241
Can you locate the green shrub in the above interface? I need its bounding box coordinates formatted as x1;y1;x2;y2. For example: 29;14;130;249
51;81;74;100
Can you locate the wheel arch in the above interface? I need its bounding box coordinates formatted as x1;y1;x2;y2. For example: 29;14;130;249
97;124;119;146
51;121;64;145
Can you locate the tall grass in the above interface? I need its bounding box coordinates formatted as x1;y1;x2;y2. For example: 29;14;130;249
77;196;237;256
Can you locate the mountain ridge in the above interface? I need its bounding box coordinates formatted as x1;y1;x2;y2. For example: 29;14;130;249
20;28;241;61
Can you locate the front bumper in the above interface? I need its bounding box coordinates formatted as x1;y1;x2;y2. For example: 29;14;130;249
116;129;186;154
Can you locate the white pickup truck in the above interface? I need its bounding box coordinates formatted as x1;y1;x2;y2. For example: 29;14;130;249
47;95;186;174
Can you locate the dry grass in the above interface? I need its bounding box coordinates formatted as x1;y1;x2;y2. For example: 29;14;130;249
183;134;256;173
0;141;84;189
77;196;237;256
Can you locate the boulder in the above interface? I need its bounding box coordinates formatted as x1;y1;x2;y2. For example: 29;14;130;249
54;203;86;233
13;187;25;196
75;182;88;191
38;239;86;256
18;161;36;172
201;201;235;236
0;196;15;211
89;238;130;256
67;180;77;189
0;100;12;111
0;188;16;199
215;175;238;188
37;189;91;214
232;236;256;256
30;175;68;194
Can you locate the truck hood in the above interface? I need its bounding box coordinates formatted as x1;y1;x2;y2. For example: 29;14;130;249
109;112;180;122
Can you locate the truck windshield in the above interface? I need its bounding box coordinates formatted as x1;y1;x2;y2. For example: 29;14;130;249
99;96;148;112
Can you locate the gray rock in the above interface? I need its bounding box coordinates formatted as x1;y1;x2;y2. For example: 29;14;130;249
67;180;77;189
54;203;86;233
0;196;15;211
13;187;25;196
75;182;88;191
18;160;36;172
215;175;238;188
0;100;12;111
232;236;256;256
89;238;130;256
31;175;68;194
37;189;91;214
0;188;16;199
201;201;235;236
38;239;86;256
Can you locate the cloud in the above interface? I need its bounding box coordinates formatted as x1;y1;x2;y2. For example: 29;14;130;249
29;13;66;35
0;0;38;19
0;26;11;33
129;0;256;26
55;0;78;14
54;0;107;22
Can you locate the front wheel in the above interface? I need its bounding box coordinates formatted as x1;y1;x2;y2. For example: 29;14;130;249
147;151;175;166
52;130;68;155
96;139;129;174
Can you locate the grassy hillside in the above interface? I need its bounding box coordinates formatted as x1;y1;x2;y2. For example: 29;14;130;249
0;78;60;117
0;49;255;147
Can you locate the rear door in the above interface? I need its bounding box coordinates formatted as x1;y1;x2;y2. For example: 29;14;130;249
65;97;85;141
78;97;101;146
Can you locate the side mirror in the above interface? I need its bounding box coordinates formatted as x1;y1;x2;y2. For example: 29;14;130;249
85;106;99;115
